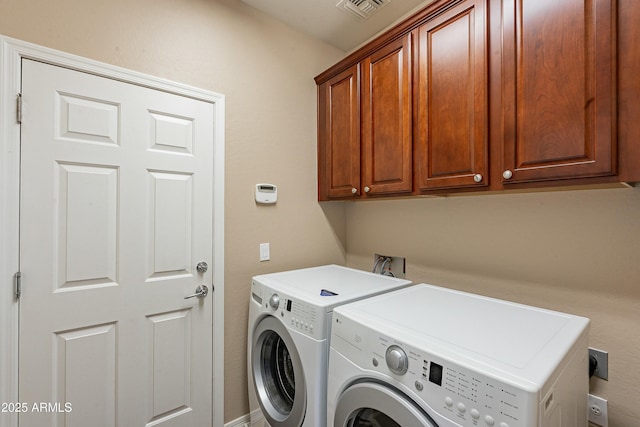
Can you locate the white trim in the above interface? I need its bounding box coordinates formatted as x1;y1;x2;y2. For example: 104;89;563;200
224;413;251;427
0;35;225;427
0;34;22;427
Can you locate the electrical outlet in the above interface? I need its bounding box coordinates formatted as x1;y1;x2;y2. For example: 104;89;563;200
588;394;608;427
589;348;609;380
373;254;405;278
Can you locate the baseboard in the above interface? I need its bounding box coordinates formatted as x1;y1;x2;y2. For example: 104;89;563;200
224;413;251;427
225;410;268;427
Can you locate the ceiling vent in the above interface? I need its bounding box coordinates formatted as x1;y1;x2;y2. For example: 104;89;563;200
336;0;391;21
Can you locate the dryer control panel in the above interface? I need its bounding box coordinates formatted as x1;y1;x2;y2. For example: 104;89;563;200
254;281;326;340
331;315;535;427
282;295;320;339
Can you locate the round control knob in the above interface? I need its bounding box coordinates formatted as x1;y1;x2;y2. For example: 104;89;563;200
503;169;513;180
269;294;280;310
364;186;371;193
351;187;357;194
385;345;408;375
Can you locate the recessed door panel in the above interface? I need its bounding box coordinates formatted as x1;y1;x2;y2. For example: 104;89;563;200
148;171;193;280
55;323;117;427
149;112;194;155
57;93;120;146
147;310;192;424
56;163;118;290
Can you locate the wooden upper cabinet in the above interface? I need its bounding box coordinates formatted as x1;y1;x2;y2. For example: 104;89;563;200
501;0;617;184
361;34;413;196
317;35;412;200
414;0;488;192
317;64;360;200
316;0;630;201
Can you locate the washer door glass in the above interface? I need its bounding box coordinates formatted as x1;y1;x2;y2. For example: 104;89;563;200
335;382;438;427
351;408;401;426
252;316;306;426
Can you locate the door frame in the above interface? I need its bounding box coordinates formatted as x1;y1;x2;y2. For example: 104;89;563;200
0;35;226;427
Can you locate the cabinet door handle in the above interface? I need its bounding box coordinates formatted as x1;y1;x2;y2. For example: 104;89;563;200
503;170;513;180
364;186;371;193
351;187;357;194
473;174;483;183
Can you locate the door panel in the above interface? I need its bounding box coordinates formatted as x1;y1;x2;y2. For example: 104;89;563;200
361;34;413;196
19;58;213;427
318;65;360;199
501;0;616;182
415;0;488;191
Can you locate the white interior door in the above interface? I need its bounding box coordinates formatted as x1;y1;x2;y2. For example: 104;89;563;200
18;58;214;427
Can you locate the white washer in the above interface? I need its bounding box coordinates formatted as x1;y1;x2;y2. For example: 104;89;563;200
247;265;411;427
328;284;590;427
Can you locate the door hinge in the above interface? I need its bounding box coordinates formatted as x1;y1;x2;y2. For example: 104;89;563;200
16;93;22;124
15;272;21;299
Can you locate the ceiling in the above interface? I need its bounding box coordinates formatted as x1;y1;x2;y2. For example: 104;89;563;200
240;0;433;52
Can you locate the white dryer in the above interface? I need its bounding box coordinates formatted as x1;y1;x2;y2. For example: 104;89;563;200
247;265;411;427
328;284;590;427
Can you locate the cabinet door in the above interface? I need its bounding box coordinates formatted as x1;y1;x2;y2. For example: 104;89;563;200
318;65;360;200
414;0;488;191
361;34;413;196
501;0;616;183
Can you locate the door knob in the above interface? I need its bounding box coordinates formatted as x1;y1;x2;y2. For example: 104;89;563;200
184;285;209;299
196;261;208;274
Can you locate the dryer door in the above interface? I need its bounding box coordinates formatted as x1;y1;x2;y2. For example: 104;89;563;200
252;316;306;426
334;381;438;427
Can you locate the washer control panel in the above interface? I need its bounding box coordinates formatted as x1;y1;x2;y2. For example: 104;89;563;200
260;288;323;339
332;315;532;427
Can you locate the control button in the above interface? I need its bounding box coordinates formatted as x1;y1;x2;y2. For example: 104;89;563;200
499;423;509;427
457;402;466;413
415;381;423;391
484;415;495;426
444;397;454;407
471;409;480;419
372;358;379;367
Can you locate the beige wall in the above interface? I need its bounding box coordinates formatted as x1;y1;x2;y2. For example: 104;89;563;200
345;187;640;426
0;0;346;423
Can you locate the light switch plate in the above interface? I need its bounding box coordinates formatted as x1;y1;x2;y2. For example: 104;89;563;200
259;243;270;262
